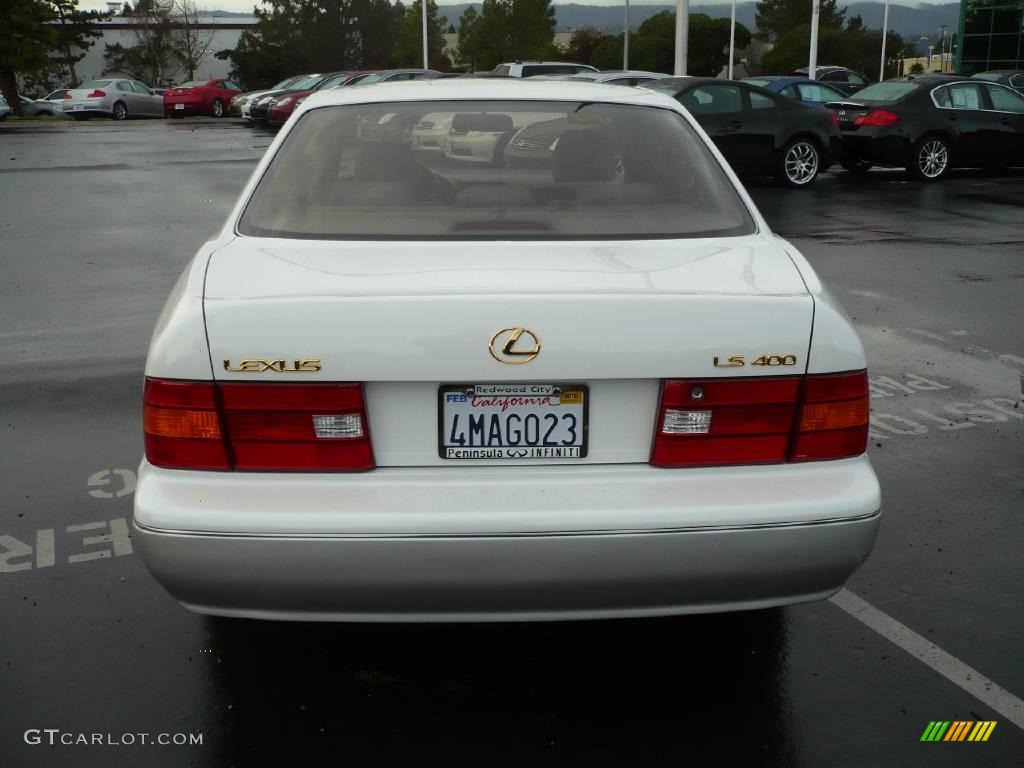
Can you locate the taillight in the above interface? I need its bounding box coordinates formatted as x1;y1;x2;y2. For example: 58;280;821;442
87;89;106;98
144;379;229;470
853;109;899;127
651;371;868;468
830;111;840;126
790;371;869;462
144;379;375;472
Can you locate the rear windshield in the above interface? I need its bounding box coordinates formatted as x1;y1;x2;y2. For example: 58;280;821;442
179;80;209;87
849;82;919;102
80;80;112;89
237;100;755;240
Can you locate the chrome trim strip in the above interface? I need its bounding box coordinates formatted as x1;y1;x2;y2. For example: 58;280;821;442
134;509;880;540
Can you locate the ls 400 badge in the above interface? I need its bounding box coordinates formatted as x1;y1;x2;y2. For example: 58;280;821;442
223;358;322;373
713;354;797;368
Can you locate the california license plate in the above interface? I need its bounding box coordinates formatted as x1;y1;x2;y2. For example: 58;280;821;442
439;383;588;460
175;103;184;110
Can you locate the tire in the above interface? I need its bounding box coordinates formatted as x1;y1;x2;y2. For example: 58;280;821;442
776;137;821;188
907;134;951;181
112;101;127;121
211;98;224;118
840;158;872;174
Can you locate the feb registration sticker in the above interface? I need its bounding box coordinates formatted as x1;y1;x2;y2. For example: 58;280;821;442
439;383;588;460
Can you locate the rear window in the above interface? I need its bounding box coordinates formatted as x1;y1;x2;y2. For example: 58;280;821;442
848;82;919;102
238;100;755;240
179;80;209;87
80;80;112;89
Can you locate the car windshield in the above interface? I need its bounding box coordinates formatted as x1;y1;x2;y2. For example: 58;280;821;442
238;99;755;240
289;75;324;90
80;80;112;89
180;80;209;87
849;82;920;102
273;77;300;89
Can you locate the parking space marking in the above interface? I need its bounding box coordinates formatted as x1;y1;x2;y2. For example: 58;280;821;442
831;589;1024;731
1;519;133;572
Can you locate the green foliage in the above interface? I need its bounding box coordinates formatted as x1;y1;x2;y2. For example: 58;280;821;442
564;25;605;65
909;62;924;74
755;0;845;42
590;12;751;77
760;22;907;79
394;0;449;68
454;0;555;71
1;0;58;113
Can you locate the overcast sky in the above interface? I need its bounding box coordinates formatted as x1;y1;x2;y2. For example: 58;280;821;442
79;0;955;12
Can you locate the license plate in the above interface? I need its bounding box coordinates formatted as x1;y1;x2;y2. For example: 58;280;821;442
439;383;588;460
73;104;85;110
175;103;184;110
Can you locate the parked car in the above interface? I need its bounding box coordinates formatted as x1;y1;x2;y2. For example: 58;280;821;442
62;79;164;120
742;76;847;107
0;97;10;120
645;77;841;187
163;78;243;118
18;93;64;117
41;89;71;101
971;70;1024;94
349;69;441;85
134;79;879;622
789;66;870;96
565;70;673;86
826;74;1024;180
266;71;358;127
492;61;599;78
444;110;557;164
230;76;305;118
248;73;335;122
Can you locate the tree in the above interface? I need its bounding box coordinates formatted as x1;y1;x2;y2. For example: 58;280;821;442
755;0;845;42
103;4;177;84
909;62;924;74
394;0;448;68
564;26;606;65
456;5;483;70
171;0;214;81
760;22;907;79
353;0;404;69
455;0;555;71
47;0;106;87
0;0;57;113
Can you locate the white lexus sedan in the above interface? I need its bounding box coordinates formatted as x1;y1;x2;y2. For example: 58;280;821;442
134;79;881;622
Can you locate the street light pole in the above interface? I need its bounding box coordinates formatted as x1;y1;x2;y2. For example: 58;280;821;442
624;0;630;70
879;0;890;81
674;0;689;75
728;0;736;79
938;26;947;72
422;0;429;70
808;0;820;79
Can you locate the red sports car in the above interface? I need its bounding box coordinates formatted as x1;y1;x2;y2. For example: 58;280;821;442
164;78;243;118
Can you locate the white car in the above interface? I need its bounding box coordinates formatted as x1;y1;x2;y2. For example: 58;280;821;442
135;80;880;622
492;61;599;78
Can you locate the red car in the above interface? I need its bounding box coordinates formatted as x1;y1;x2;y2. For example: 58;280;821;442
164;78;243;118
266;71;360;127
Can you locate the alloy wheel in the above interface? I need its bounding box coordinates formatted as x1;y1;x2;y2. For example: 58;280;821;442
112;102;126;120
785;141;819;185
212;99;224;118
918;140;948;179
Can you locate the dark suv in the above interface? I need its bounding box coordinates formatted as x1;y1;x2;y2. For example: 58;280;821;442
789;66;869;96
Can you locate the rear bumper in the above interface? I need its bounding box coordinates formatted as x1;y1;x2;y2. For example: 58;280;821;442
840;132;911;167
134;456;881;621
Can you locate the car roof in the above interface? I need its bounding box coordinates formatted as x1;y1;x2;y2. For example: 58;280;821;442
299;78;682;111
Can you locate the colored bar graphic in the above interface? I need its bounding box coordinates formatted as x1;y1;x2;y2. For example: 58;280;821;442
921;720;996;742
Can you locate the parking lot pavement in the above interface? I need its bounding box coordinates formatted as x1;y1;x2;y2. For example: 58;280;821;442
2;121;1022;766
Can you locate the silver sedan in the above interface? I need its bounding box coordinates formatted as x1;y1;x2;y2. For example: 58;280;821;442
62;79;164;120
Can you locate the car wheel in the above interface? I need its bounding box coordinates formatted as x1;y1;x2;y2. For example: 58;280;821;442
112;101;127;121
907;135;950;181
840;158;872;174
211;98;224;118
777;138;821;188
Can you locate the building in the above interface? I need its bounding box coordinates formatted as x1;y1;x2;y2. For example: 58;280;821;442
956;0;1024;74
72;8;256;85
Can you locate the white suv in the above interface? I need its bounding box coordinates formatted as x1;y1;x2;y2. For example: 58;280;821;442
493;61;598;78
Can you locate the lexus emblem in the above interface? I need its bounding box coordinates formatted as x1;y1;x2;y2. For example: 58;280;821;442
488;327;541;365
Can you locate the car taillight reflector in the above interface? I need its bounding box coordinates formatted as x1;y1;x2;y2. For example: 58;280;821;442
853;109;899;127
144;379;229;470
651;371;869;468
144;379;375;472
791;371;869;462
87;90;106;98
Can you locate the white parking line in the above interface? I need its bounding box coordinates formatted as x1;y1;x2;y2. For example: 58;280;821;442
830;588;1024;730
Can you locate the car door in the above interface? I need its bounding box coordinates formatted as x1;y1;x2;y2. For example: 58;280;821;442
676;84;746;170
131;82;160;116
113;80;139;114
982;83;1024;161
936;82;997;164
737;88;787;173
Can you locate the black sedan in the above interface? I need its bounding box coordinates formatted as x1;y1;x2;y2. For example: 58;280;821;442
826;74;1024;181
789;66;870;96
644;77;842;188
972;70;1024;94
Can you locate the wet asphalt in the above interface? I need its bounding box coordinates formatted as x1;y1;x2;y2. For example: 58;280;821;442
1;119;1022;767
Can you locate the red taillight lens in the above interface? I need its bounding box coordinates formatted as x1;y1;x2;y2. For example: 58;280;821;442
790;371;869;462
651;371;869;468
144;379;375;472
87;89;106;98
830;111;840;126
853;109;899;127
144;379;229;470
